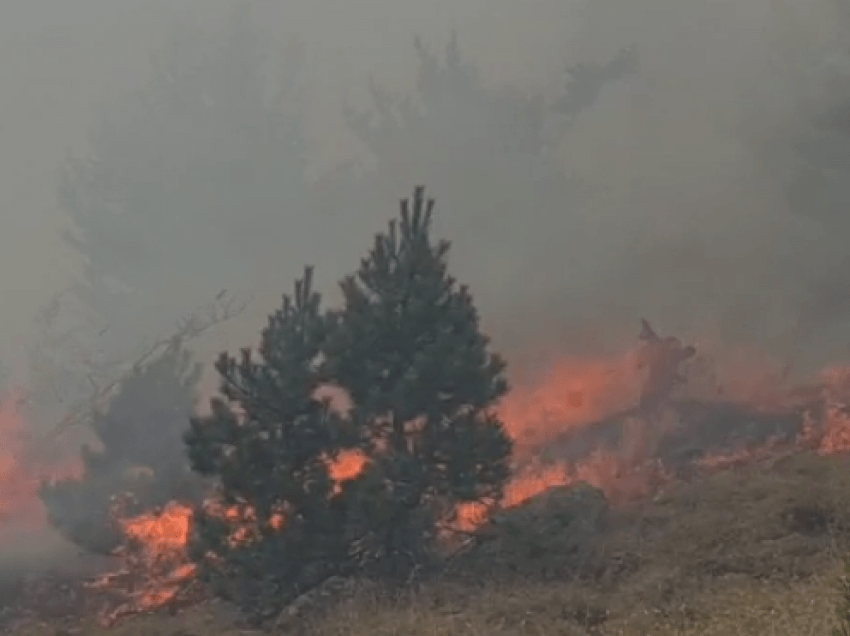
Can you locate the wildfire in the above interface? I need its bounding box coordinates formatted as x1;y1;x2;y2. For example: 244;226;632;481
91;501;200;624
500;351;643;454
106;339;850;618
121;502;193;554
7;328;850;624
330;449;368;484
0;386;80;525
810;365;850;455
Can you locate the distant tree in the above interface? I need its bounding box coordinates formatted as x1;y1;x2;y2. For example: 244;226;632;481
184;268;350;620
40;342;204;555
344;33;636;167
556;44;638;121
769;59;850;229
324;186;513;576
763;46;850;333
36;3;311;545
338;34;637;319
345;34;637;184
342;34;557;231
58;1;311;359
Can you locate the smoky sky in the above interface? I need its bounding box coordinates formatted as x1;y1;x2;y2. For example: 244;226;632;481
0;0;849;389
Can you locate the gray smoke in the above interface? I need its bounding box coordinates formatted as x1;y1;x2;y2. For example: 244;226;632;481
0;0;848;572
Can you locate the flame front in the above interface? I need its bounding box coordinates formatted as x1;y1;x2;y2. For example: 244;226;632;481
121;502;193;554
0;387;81;526
500;351;642;454
74;342;850;621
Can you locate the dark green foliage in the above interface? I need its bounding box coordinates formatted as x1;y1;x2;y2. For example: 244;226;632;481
186;188;513;616
184;268;350;620
324;186;513;574
40;343;203;555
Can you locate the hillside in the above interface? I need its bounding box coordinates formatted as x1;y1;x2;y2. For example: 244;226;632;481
8;449;850;635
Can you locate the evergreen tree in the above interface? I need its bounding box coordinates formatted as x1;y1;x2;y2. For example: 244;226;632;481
324;186;513;575
182;188;513;618
40;343;203;555
184;268;350;619
557;44;638;121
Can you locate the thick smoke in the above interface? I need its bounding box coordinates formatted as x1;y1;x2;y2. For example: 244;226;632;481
538;0;850;371
0;0;849;574
0;0;847;373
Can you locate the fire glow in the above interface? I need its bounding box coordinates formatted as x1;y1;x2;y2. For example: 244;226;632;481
4;329;850;622
0;387;81;527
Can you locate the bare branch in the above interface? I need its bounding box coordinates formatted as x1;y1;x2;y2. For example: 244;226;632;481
45;290;253;440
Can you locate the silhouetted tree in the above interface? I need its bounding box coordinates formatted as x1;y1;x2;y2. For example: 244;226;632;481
35;4;310;541
324;186;513;576
342;34;556;228
338;34;637;321
58;1;311;358
40;343;203;555
346;34;636;167
184;268;350;620
556;44;638;121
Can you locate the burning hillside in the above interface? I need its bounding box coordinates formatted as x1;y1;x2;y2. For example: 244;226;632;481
0;387;80;526
2;319;850;626
78;322;850;623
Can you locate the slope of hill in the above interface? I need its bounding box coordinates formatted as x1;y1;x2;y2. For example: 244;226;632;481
8;450;850;635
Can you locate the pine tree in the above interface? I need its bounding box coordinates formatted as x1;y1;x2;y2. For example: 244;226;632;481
40;343;203;555
184;268;350;619
324;186;513;575
182;189;513;615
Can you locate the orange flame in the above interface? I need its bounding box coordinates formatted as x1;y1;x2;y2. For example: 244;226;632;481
100;342;850;620
499;351;642;455
330;449;368;484
120;502;193;553
0;386;81;526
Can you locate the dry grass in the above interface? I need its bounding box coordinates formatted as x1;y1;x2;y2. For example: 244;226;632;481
309;575;838;636
10;451;850;635
14;574;838;636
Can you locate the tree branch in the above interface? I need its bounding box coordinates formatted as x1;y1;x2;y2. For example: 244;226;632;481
45;290;252;440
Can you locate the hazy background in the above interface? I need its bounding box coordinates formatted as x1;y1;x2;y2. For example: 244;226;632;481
0;0;849;419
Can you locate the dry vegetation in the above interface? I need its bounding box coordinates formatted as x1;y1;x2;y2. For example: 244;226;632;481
8;450;850;635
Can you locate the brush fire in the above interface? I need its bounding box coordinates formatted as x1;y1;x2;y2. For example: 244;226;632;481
3;319;850;626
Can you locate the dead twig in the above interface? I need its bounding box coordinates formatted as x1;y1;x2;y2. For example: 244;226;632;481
45;290;252;441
